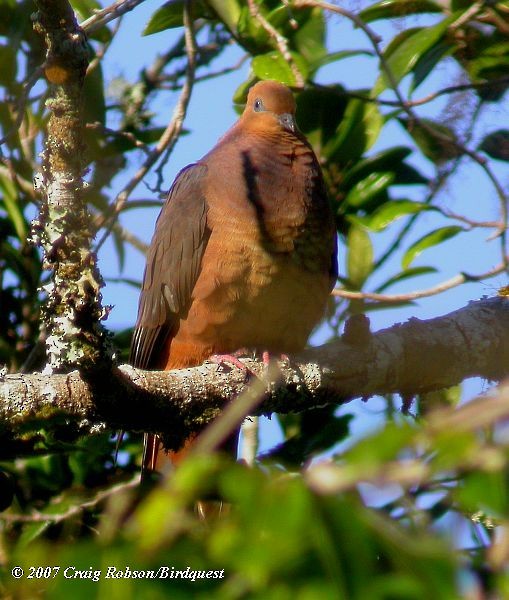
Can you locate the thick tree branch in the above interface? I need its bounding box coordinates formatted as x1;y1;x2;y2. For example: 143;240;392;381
1;298;509;450
32;0;110;373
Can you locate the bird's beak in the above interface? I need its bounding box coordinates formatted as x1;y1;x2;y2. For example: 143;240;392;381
278;113;296;133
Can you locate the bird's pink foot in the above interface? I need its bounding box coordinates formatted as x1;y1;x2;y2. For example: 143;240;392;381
261;351;289;366
209;353;250;373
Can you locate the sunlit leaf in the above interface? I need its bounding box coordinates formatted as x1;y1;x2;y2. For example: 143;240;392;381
361;199;432;231
360;0;443;23
402;226;464;269
419;385;462;412
411;40;456;92
206;0;242;36
143;0;208;35
293;7;326;68
347;226;374;289
70;0;101;20
251;51;309;86
311;49;374;72
345;172;395;209
0;174;27;240
456;471;507;516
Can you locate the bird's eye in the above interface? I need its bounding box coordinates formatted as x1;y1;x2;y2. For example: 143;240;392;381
253;98;264;112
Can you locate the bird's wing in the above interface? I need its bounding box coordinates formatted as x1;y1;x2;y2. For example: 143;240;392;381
129;163;210;369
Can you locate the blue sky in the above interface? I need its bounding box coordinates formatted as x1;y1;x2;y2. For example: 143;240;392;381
91;1;509;449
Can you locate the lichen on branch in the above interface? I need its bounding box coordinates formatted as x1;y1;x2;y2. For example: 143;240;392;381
32;0;110;373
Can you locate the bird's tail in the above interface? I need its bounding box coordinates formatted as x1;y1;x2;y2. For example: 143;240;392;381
141;430;239;519
141;433;161;476
142;432;204;477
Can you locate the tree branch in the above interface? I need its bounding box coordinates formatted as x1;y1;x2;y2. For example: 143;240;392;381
2;298;509;450
32;0;110;373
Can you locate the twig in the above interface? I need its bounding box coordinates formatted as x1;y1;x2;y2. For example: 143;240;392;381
1;475;139;523
86;122;151;154
160;54;249;90
433;207;501;230
402;76;509;108
333;262;506;303
80;0;147;33
314;76;509;109
248;0;305;88
111;221;149;254
448;1;485;31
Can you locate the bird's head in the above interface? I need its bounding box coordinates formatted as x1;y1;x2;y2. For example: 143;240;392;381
243;80;297;134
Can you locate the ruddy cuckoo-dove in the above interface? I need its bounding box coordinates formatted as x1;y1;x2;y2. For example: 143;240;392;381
130;80;338;473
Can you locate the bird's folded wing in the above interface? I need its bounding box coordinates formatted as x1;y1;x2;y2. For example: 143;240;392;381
129;163;210;370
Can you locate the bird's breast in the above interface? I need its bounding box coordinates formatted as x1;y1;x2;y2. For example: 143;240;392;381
180;135;334;352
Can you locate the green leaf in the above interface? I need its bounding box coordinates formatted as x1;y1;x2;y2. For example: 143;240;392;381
0;174;27;241
411;40;456;92
143;0;208;35
324;97;383;163
237;6;270;48
373;16;456;95
361;199;432;231
0;44;17;88
451;0;472;8
479;129;509;162
206;0;242;36
70;0;101;20
293;7;326;69
360;0;443;23
398;117;460;164
83;58;105;125
342;146;412;187
392;161;429;185
458;33;509;101
311;49;374;72
375;266;437;292
419;385;462;411
345;421;417;467
345;172;395;209
143;0;186;34
402;226;464;269
296;86;348;151
112;226;126;272
347;226;374;289
456;470;507;516
251;51;309;86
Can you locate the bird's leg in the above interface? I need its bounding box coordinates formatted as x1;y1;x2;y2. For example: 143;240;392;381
209;350;251;373
261;351;289;366
208;348;258;376
209;349;289;376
